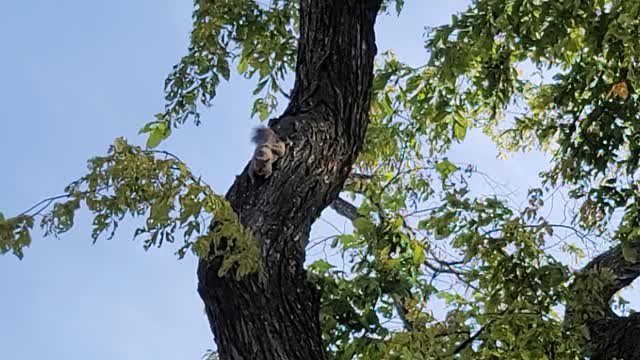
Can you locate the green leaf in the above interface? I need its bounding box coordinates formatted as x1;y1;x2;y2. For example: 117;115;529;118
192;235;212;259
138;121;155;135
309;259;334;273
114;137;127;152
146;122;171;149
435;159;458;181
381;92;394;116
453;113;468;141
17;228;31;248
237;58;249;74
218;60;230;81
352;217;375;234
258;105;269;121
253;79;269;95
150;200;171;226
373;71;393;92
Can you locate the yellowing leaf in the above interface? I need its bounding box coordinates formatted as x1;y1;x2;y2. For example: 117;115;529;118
412;240;425;265
608;81;629;100
237;58;249;74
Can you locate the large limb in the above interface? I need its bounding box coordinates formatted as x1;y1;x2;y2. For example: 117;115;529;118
566;239;640;360
197;1;383;359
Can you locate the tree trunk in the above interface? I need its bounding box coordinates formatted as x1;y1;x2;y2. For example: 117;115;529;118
566;241;640;359
589;314;640;360
197;1;382;359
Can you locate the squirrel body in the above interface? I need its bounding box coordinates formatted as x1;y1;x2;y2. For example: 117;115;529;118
249;125;286;181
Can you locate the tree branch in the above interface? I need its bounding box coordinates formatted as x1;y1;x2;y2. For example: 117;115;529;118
453;321;492;355
329;197;360;221
566;237;640;359
578;240;640;303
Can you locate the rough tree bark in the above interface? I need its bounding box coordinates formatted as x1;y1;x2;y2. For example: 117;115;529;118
197;1;383;359
567;240;640;359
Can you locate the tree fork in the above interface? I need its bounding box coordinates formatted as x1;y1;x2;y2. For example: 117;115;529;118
566;240;640;359
197;1;383;359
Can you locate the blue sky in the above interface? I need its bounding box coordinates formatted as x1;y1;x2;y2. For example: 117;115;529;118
2;1;623;359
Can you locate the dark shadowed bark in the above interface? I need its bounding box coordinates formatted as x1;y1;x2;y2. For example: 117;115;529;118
566;240;640;359
197;1;383;359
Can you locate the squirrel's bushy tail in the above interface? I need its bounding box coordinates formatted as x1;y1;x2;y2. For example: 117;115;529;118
251;125;280;145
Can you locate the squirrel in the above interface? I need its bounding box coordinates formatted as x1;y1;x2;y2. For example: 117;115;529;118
249;125;286;181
